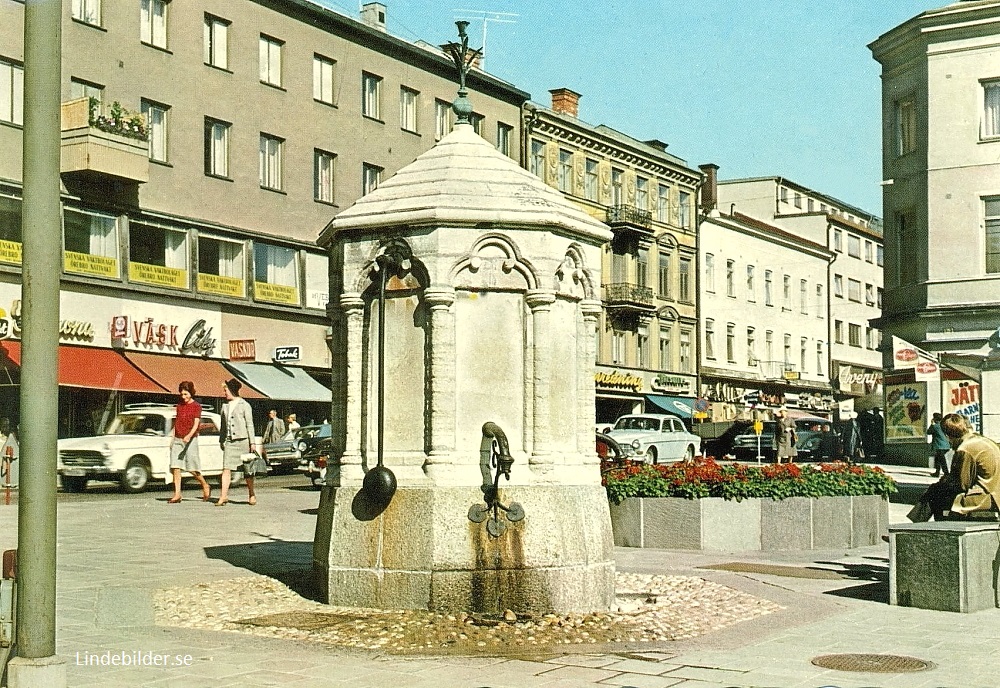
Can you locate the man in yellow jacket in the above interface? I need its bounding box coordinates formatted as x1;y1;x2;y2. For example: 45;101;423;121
915;414;1000;520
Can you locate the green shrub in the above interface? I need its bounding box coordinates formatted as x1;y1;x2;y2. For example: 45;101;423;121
602;456;897;505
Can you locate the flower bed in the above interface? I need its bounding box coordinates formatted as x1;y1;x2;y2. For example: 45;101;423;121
604;458;896;551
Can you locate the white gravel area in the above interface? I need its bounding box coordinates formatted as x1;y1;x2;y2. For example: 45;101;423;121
152;572;781;654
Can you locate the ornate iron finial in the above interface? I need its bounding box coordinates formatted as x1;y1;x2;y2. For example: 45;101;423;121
440;20;482;125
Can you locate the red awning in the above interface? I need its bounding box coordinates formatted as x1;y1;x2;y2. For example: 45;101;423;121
0;341;168;393
123;351;265;399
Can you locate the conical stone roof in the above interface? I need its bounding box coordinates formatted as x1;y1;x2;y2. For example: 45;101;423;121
318;123;612;245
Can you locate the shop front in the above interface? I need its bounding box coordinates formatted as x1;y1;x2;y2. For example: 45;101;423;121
594;365;697;426
834;362;884;418
699;372;836;424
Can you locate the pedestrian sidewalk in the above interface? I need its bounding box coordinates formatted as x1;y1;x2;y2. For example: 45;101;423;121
2;465;996;688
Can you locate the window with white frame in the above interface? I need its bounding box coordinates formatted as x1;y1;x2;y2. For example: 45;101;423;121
815;283;823;317
197;234;245;298
794;192;802;209
849;323;862;347
848;234;861;258
496;122;513;157
726;323;735;362
70;79;102;110
1;59;24;126
833;273;843;298
313;54;335;104
63;208;119;279
865;283;875;306
800;278;807;314
783;274;791;308
140;0;168;49
435;100;451;139
314;149;336;204
834;320;844;344
816;342;824;376
657;184;670;223
259;35;282;87
470;112;484;135
654;248;670;297
635;175;648;210
611;330;625;365
611;168;623;206
636;325;648;368
848;278;862;302
304;252;329;310
204;117;230;177
983;80;1000;139
72;0;101;25
557;149;573;193
529;139;545;178
896;97;916;155
259;134;283;191
783;333;791;365
584;159;599;201
361;72;381;119
679;329;692;372
141;100;168;162
203;15;229;69
659;325;673;370
800;337;808;373
726;259;735;297
678;190;691;228
636;247;648;288
987;198;1000;273
362;163;382;196
833;228;842;252
866;327;878;350
704;319;715;360
746;264;755;301
254;242;299;305
128;222;188;288
679;258;691;301
747;327;756;365
780;186;788;204
764;270;773;306
400;86;418;133
765;330;773;360
865;240;873;263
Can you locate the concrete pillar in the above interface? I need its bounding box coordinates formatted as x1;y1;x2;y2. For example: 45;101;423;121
424;287;456;481
338;293;365;484
526;290;556;467
578;299;602;465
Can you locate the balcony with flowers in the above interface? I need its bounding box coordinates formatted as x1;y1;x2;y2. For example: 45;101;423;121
61;98;149;183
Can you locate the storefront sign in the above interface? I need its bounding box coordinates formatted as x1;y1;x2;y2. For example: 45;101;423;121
254;282;299;306
892;336;919;369
180;319;217;357
0;239;22;265
112;316;179;347
274;346;301;362
944;379;981;433
595;370;644;392
228;339;256;362
64;251;118;279
0;319;8;339
59;319;95;341
651;373;693;395
838;366;883;388
885;382;927;440
198;273;245;298
128;262;188;289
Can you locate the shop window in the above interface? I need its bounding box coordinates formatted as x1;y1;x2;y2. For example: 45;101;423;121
128;222;188;289
254;242;299;305
305;252;329;310
0;195;22;265
197;234;244;298
64;208;119;279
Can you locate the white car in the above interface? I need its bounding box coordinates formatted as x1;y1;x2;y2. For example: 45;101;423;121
57;403;237;493
605;413;701;464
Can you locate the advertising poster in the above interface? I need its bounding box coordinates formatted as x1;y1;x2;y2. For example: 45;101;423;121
943;379;981;433
885;381;927;440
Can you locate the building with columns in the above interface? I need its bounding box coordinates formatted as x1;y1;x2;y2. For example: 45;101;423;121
870;0;1000;460
522;89;702;425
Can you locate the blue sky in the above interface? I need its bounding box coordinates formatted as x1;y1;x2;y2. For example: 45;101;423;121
318;0;937;215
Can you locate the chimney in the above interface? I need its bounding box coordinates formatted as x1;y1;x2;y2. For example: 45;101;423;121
549;88;581;118
699;163;719;213
361;2;387;32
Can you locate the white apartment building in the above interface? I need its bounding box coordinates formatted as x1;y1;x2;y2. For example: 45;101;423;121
716;177;883;415
870;0;1000;458
698;170;834;420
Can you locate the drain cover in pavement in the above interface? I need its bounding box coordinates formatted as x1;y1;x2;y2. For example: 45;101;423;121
234;611;367;630
811;653;933;673
701;562;844;579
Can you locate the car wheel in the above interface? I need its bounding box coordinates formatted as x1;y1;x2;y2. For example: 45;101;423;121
62;476;88;493
120;457;151;493
684;445;695;462
648;447;658;465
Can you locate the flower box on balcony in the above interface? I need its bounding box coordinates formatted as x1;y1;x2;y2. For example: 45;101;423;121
60;98;149;183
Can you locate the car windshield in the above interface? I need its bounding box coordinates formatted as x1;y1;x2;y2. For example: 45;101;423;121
613;417;661;432
105;413;168;436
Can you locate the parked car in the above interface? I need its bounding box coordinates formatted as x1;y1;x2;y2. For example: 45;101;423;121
57;403;236;493
298;436;334;488
730;415;829;461
262;424;330;474
604;414;701;464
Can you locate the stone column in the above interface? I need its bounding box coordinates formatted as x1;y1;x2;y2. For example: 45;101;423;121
424;287;456;482
526;290;556;468
578;299;603;464
338;293;366;484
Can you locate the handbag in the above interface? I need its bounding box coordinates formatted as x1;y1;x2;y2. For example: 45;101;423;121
240;451;268;477
906;500;933;523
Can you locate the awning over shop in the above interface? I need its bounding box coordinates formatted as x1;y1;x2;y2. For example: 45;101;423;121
1;341;167;393
123;351;265;399
645;395;694;418
223;361;331;402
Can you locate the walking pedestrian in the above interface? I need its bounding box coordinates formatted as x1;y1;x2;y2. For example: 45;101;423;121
217;378;257;507
774;409;798;464
167;381;212;504
285;413;300;435
927;412;951;477
262;409;285;444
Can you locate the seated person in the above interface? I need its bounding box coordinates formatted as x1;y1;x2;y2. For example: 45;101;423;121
913;414;1000;521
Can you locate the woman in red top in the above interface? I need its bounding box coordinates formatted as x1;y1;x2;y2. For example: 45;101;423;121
168;380;212;503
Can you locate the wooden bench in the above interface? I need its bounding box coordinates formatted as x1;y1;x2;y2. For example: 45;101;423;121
889;520;1000;613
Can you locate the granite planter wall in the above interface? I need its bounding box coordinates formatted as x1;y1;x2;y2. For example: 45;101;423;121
610;495;889;551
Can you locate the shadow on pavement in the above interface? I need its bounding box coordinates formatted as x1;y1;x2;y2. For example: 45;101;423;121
815;559;889;603
204;538;322;602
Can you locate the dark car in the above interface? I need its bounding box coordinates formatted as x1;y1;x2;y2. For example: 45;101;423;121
263;424;331;474
730;416;829;461
298;436;334;488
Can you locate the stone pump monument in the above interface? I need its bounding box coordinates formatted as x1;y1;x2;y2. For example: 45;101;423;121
314;23;615;615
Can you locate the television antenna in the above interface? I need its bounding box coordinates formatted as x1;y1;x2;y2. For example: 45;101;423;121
453;9;518;71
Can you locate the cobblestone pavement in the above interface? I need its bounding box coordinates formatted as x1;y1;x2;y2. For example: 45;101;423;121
2;465;1000;687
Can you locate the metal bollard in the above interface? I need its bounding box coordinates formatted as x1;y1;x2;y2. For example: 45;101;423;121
1;549;16;676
